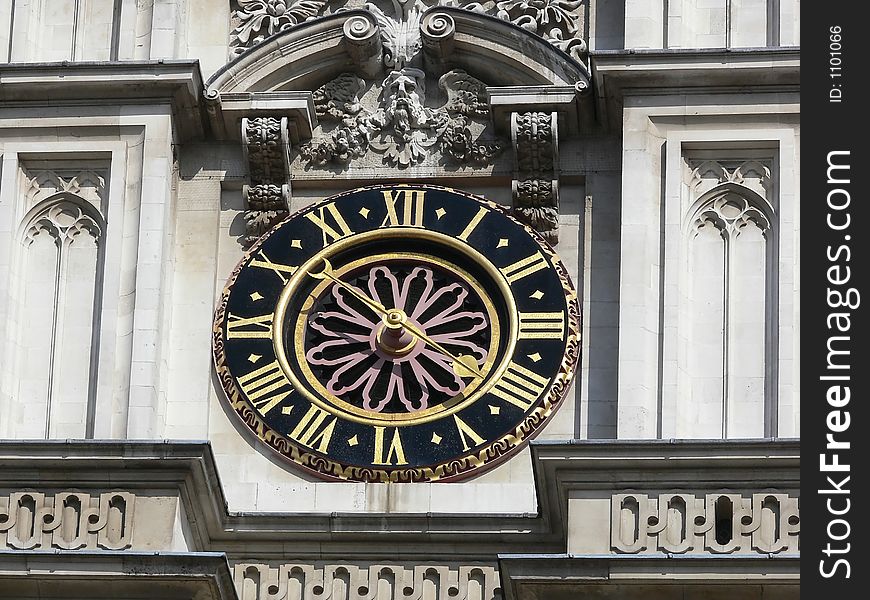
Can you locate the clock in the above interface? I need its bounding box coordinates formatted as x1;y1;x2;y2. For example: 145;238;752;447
213;185;580;482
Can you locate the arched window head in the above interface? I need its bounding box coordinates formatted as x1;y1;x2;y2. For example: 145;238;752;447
687;183;773;240
21;194;103;248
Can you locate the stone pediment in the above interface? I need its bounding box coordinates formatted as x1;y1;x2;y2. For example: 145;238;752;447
204;1;591;244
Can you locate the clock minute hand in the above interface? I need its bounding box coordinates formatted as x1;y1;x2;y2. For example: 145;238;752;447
307;258;389;318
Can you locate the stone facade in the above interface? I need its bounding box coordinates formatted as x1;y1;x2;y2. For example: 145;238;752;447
0;1;799;598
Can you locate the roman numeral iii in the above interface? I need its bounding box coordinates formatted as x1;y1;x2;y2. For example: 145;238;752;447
518;311;565;340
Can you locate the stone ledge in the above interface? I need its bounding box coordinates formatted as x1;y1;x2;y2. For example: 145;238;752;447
0;550;237;600
0;61;205;141
497;554;800;600
0;439;799;560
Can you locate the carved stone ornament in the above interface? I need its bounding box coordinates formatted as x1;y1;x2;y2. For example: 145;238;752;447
233;561;502;600
511;111;559;243
300;67;503;168
229;0;588;61
1;491;135;551
242;116;293;246
611;492;800;555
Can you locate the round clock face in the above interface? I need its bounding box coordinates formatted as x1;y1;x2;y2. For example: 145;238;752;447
213;185;580;482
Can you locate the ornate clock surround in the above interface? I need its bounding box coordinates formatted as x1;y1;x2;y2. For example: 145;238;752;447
213;185;581;482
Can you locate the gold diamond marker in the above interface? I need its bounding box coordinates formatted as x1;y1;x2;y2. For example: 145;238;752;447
431;432;442;445
247;354;262;363
530;290;544;300
528;352;542;363
435;207;446;219
250;291;264;301
359;207;370;218
348;435;359;447
291;239;302;249
281;406;294;415
497;238;509;248
489;405;500;415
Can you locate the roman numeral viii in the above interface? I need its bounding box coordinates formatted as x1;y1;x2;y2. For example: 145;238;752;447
490;361;550;411
381;189;426;227
236;360;293;416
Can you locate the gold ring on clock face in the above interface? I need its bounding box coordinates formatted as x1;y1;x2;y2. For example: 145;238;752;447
213;185;581;482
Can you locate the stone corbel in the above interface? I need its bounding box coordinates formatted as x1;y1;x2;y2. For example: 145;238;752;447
241;116;292;246
342;12;382;79
421;9;456;77
511;111;560;244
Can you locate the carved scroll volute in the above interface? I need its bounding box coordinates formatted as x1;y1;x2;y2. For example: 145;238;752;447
343;12;382;78
96;492;135;550
750;493;791;553
510;111;560;244
241;116;292;247
51;492;92;550
421;10;456;76
611;493;650;553
703;493;747;553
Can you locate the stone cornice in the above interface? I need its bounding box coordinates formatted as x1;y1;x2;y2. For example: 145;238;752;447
0;60;206;141
589;47;800;130
0;550;237;600
0;439;799;560
497;554;800;600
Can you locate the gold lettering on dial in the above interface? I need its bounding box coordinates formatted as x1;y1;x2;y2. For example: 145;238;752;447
490;361;550;411
500;251;548;284
518;311;566;340
236;360;293;415
453;415;485;451
372;427;408;465
381;189;426;227
289;404;337;454
249;250;297;284
305;203;354;245
457;206;488;241
226;312;273;339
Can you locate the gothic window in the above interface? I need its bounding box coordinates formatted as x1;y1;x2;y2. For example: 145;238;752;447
680;182;774;438
14;194;104;439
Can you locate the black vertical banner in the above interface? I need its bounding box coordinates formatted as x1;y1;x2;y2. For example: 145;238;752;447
803;2;865;597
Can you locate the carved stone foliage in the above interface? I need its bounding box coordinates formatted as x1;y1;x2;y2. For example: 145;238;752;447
511;111;559;243
230;0;330;56
0;491;135;550
229;1;588;62
611;492;800;555
300;68;503;168
242;116;293;246
233;562;502;600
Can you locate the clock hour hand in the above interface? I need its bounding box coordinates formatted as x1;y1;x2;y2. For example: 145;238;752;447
306;257;484;379
399;320;485;379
